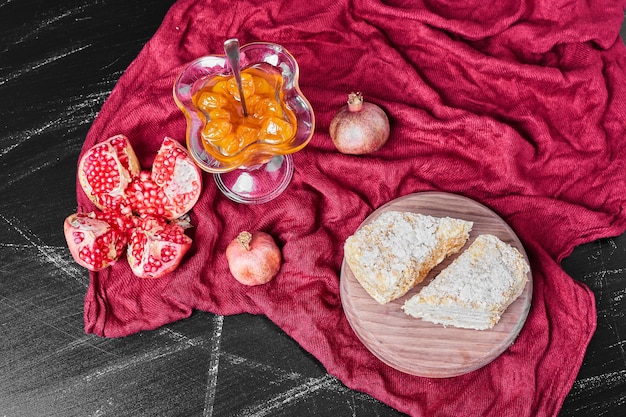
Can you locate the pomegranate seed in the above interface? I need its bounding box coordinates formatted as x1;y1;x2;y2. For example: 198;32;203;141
72;231;85;244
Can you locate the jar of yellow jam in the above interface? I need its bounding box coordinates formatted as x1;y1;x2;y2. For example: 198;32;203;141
192;66;297;158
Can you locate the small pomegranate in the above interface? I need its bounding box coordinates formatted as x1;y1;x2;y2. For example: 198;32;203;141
127;216;192;279
226;231;282;286
63;212;128;271
329;92;390;155
64;134;202;278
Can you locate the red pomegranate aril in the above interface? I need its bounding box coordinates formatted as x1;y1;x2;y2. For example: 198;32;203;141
144;258;162;274
109;135;134;170
160;245;177;263
85;156;119;194
73;231;85;244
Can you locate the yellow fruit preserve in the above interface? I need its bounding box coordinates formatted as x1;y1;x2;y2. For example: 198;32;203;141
192;66;297;159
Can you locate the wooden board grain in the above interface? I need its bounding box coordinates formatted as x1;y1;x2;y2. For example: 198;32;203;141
340;192;533;378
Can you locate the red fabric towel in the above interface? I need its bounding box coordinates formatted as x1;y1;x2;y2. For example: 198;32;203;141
77;0;626;415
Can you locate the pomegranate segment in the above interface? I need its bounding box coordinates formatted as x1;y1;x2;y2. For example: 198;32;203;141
63;212;127;271
126;137;202;220
65;134;202;278
152;137;202;219
127;217;192;279
78;134;140;212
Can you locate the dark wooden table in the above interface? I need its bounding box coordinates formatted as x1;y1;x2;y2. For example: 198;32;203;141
1;1;625;416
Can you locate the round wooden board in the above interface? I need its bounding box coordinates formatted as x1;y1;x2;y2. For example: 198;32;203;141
340;192;533;378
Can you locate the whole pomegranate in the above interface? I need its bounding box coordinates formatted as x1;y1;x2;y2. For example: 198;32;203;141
226;231;282;286
329;92;390;155
64;134;202;278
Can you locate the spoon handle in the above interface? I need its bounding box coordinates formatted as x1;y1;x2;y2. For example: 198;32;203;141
224;38;249;117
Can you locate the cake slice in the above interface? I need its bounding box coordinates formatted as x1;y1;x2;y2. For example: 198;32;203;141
402;234;530;330
344;211;473;304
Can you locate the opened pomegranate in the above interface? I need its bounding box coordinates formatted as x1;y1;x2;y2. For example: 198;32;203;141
78;135;201;220
64;212;129;271
64;134;202;278
127;216;192;279
226;231;282;286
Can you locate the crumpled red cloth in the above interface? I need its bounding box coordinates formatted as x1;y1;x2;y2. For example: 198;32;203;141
77;0;626;416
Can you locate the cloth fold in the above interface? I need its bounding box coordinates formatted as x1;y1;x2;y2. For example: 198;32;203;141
77;0;626;415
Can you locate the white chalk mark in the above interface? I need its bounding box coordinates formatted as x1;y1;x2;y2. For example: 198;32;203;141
585;268;626;280
222;351;377;405
100;56;122;71
1;5;95;52
0;159;55;190
87;397;114;417
0;297;119;385
0;333;92;380
203;314;224;417
0;141;21;158
236;374;340;417
0;43;92;86
221;351;302;384
82;336;203;382
0;118;60;158
159;326;300;383
572;369;626;392
0;242;61;250
158;326;305;384
611;287;626;304
158;327;207;347
348;394;357;417
0;212;87;286
584;261;626;368
0;89;109;161
1;9;73;51
156;316;379;412
608;339;626;350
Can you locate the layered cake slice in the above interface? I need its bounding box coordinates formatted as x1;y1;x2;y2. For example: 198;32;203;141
344;211;473;304
402;234;530;330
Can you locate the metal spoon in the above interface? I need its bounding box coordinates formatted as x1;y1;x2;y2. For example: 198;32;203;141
223;38;248;117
